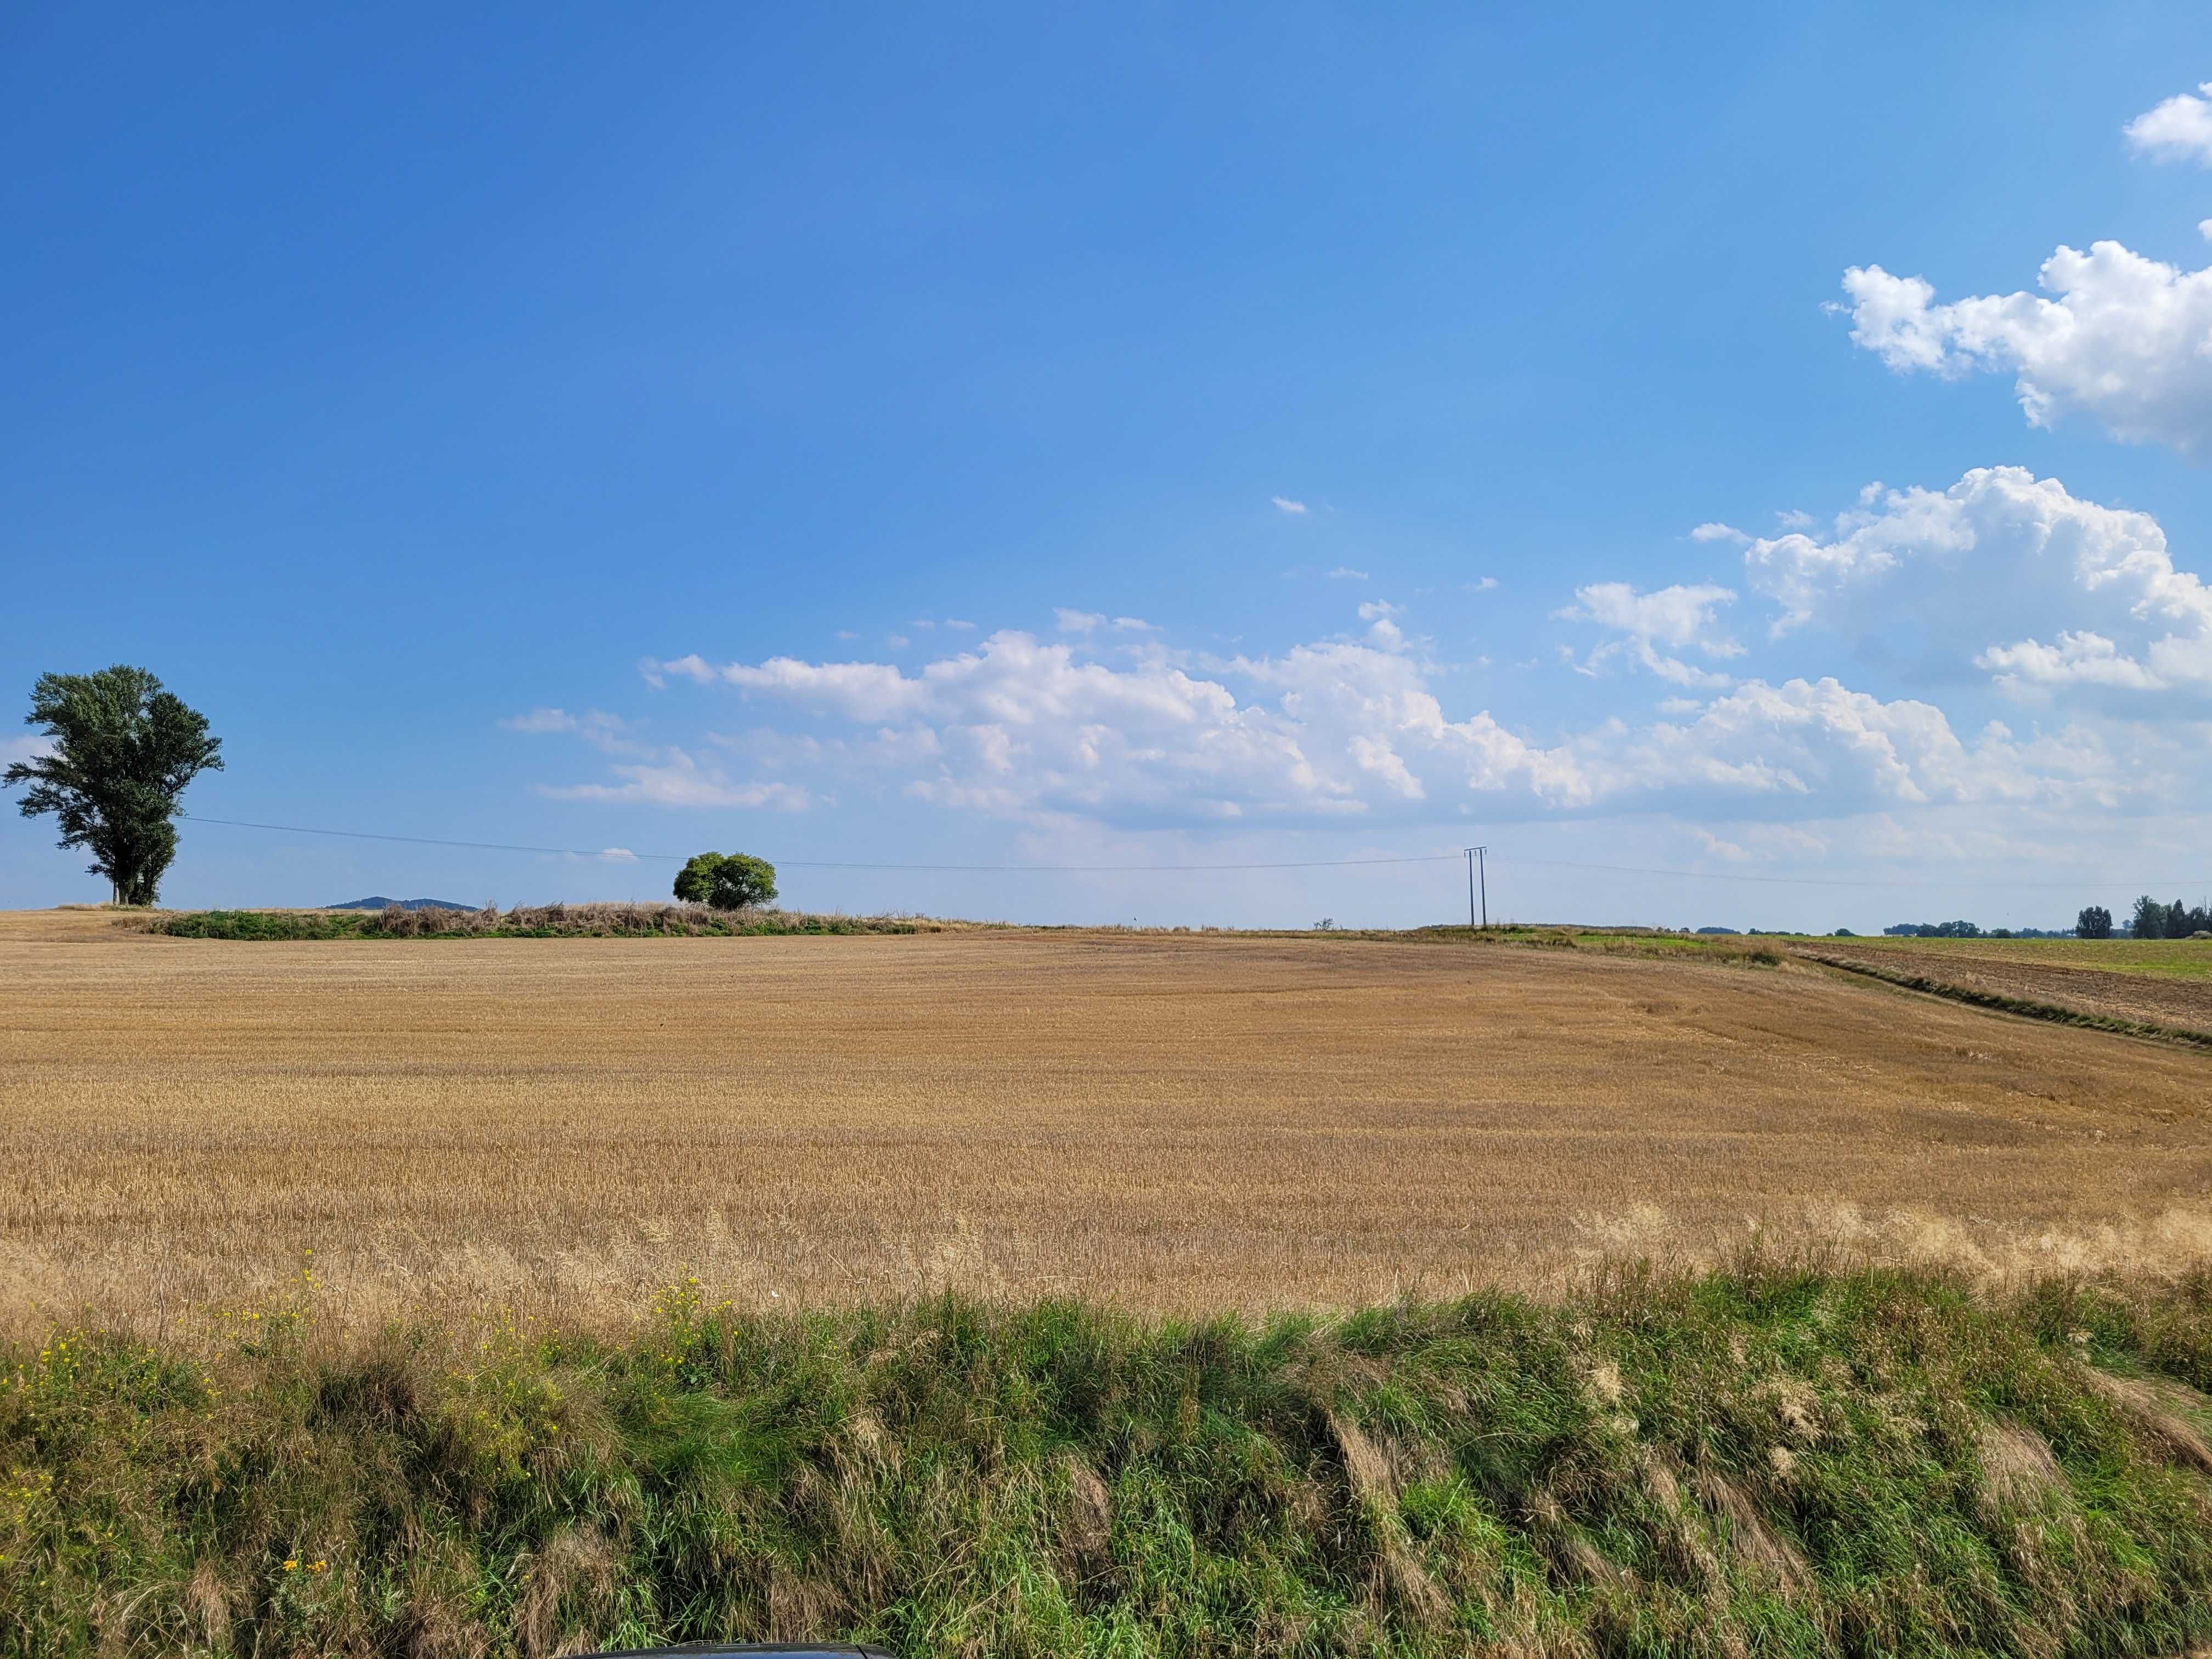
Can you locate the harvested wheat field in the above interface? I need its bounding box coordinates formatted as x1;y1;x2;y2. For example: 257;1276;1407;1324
4;909;2211;1335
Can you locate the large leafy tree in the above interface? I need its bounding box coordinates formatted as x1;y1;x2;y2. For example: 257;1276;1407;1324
2129;894;2168;940
673;850;778;911
4;667;224;905
2075;905;2113;940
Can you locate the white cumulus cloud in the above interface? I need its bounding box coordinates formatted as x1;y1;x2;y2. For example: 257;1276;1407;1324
1840;245;2212;455
622;607;2128;830
1741;466;2212;704
2125;81;2212;165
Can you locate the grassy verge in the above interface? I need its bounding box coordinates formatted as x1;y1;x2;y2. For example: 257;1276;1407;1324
1798;950;2212;1051
9;1268;2212;1656
1402;924;1788;967
146;903;947;941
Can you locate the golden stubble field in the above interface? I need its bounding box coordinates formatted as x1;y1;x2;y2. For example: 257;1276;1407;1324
4;909;2211;1338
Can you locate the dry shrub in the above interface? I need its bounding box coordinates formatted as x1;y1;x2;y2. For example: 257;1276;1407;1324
357;900;945;939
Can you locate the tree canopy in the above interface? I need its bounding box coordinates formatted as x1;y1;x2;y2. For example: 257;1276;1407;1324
672;850;778;911
4;666;224;905
2127;894;2212;939
2076;905;2113;939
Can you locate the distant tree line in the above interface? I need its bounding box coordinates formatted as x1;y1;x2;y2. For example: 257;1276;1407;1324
1882;921;2075;939
2119;896;2212;939
1874;906;2212;941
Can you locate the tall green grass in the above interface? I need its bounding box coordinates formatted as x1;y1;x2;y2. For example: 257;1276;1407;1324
7;1268;2212;1656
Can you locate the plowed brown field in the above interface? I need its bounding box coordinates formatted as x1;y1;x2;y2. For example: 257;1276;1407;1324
5;910;2210;1334
1798;936;2212;1037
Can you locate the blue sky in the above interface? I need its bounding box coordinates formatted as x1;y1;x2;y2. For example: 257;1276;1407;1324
7;3;2212;929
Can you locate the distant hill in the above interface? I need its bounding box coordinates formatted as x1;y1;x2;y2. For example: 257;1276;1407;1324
326;897;477;912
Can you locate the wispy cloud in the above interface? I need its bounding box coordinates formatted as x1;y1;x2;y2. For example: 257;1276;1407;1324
541;746;809;810
1271;496;1309;514
500;707;579;734
500;708;648;755
1558;582;1742;687
1691;522;1750;544
1053;609;1152;634
1328;567;1369;582
1465;576;1499;592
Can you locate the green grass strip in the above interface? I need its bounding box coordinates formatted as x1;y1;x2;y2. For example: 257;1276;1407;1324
9;1268;2212;1655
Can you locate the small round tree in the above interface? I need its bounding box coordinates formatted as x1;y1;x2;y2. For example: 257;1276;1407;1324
673;850;778;911
673;851;724;905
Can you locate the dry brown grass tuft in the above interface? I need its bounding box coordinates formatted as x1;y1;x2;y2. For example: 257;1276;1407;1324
3;913;2210;1338
1977;1421;2066;1517
2079;1369;2212;1474
1696;1468;1812;1596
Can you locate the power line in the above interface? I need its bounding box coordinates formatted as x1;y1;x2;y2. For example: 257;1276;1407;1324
177;812;2199;891
1493;855;2160;892
183;815;685;861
